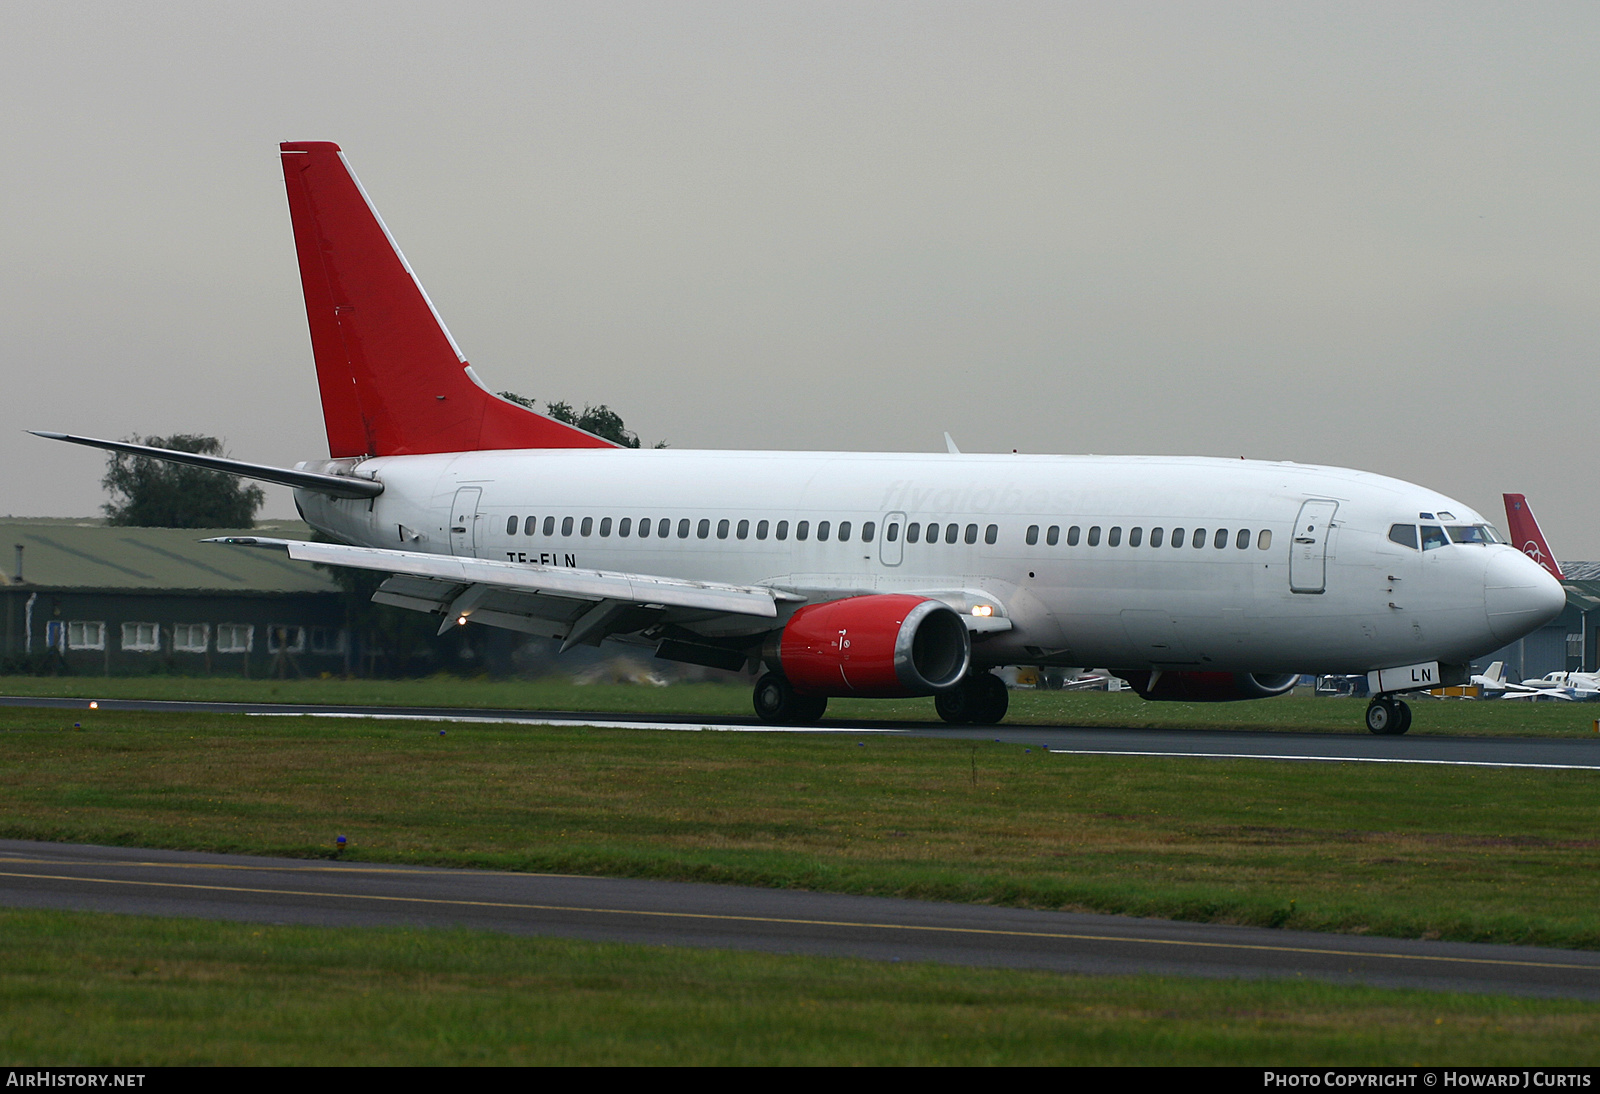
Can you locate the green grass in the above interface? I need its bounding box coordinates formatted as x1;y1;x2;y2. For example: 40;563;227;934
5;907;1600;1065
4;706;1600;948
0;673;1594;736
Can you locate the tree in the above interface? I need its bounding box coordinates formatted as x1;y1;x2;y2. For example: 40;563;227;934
102;434;266;528
498;392;663;448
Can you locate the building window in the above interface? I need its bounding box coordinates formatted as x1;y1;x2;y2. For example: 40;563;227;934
267;625;305;653
172;623;209;653
216;624;254;654
121;622;160;652
309;627;346;655
67;621;106;650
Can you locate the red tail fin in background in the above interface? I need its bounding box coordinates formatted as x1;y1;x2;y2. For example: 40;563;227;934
279;142;614;457
1503;494;1564;581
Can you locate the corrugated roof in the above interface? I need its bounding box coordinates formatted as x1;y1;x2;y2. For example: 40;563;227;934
0;520;338;593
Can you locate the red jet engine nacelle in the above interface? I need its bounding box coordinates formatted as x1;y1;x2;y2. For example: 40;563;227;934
769;594;971;698
1119;670;1300;703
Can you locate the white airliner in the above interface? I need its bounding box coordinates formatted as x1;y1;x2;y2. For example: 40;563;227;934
35;142;1567;735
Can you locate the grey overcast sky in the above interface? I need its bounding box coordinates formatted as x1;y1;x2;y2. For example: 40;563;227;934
4;3;1598;550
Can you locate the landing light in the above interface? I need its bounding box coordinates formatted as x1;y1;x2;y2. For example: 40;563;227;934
456;615;468;626
972;605;993;618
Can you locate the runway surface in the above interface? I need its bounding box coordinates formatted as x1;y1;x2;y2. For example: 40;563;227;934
5;693;1600;769
6;838;1600;1000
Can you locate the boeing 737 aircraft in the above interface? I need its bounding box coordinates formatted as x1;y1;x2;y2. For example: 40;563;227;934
36;142;1567;735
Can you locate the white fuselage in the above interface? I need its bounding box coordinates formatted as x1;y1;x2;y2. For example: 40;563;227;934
297;448;1563;676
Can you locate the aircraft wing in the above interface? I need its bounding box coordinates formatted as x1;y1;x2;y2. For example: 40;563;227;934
213;537;806;653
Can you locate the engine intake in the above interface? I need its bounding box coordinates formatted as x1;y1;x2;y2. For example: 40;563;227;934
768;594;970;697
1118;671;1299;702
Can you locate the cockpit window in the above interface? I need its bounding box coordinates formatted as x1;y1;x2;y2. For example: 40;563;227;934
1388;524;1418;550
1420;525;1448;551
1446;524;1497;545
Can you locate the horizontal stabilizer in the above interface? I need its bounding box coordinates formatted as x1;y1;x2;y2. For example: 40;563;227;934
31;432;383;499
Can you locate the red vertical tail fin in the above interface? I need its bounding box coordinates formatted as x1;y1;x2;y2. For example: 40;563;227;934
1503;493;1564;580
279;141;614;457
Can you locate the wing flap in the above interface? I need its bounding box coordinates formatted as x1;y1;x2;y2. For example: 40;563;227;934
213;537;796;619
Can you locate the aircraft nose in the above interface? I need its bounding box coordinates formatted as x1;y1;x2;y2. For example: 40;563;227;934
1484;549;1566;645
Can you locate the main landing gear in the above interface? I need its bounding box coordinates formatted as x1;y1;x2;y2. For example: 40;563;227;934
752;672;828;725
936;671;1010;725
1365;696;1412;736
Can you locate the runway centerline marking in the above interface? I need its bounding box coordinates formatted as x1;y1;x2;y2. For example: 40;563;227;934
3;867;1596;975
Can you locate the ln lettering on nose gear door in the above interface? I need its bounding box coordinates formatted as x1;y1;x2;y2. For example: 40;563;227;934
450;487;482;557
1289;499;1338;594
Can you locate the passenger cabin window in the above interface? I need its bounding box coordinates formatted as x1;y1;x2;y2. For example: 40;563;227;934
945;524;959;544
1150;527;1164;548
525;516;537;536
883;522;896;542
1192;528;1206;548
907;523;921;544
964;523;978;545
1257;529;1272;550
862;522;876;542
777;521;790;541
1129;527;1143;547
737;519;749;540
1087;526;1101;547
1236;529;1250;549
697;519;710;539
1388;524;1419;550
1214;529;1228;549
581;517;593;537
562;517;574;536
658;518;671;538
600;517;612;537
717;519;729;539
1108;526;1122;547
925;523;939;543
677;519;691;538
757;520;769;540
1172;528;1185;548
1045;525;1059;547
984;524;997;545
817;521;830;542
1026;525;1039;546
839;521;851;541
637;517;650;538
797;521;810;541
544;516;556;536
620;517;633;537
1065;526;1079;546
506;516;518;536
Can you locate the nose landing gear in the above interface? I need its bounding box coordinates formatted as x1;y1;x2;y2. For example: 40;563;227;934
1365;696;1412;735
